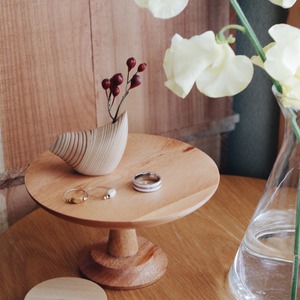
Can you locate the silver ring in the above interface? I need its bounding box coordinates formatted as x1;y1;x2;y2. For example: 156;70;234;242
133;172;162;192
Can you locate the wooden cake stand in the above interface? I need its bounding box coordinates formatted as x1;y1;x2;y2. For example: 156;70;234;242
25;134;219;290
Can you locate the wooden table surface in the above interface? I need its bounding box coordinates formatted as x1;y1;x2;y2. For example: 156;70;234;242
0;175;265;300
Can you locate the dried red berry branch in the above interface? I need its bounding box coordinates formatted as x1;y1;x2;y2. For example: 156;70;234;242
101;57;147;123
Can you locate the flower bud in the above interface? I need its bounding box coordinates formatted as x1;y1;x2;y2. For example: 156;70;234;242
130;74;142;89
126;57;136;71
111;73;123;86
137;63;147;72
111;86;120;97
101;78;111;90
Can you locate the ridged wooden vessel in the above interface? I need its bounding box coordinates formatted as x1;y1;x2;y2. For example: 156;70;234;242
49;111;128;175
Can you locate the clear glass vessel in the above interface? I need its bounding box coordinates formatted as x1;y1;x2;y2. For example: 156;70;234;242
228;88;300;299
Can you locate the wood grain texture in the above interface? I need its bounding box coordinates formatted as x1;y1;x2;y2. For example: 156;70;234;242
25;134;220;228
79;234;168;290
49;110;128;175
0;0;95;171
106;229;138;257
0;175;266;299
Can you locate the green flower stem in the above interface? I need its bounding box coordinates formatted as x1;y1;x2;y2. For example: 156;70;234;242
230;0;282;94
291;176;300;300
216;24;245;44
289;106;300;300
230;0;265;59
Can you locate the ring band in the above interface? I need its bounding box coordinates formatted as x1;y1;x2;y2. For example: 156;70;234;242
133;172;162;192
64;188;88;204
85;187;117;200
64;187;116;204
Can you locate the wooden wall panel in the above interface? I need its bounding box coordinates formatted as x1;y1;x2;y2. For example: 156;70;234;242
0;0;95;175
91;0;232;137
288;0;300;26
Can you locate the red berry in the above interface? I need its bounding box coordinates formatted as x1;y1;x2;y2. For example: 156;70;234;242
101;79;111;90
111;73;123;86
130;74;141;89
126;57;136;71
137;63;147;72
111;86;120;97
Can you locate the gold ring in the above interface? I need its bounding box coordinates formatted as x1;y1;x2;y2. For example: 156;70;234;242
64;188;88;204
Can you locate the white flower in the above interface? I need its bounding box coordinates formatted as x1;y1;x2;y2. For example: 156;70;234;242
163;32;253;98
163;32;218;98
264;24;300;81
252;24;300;107
134;0;189;19
268;0;297;8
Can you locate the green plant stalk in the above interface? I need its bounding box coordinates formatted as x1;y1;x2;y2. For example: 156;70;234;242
291;175;300;300
230;0;265;58
229;0;282;94
230;0;300;298
216;24;245;44
289;107;300;299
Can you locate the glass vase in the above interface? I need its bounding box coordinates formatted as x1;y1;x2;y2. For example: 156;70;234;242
228;87;300;299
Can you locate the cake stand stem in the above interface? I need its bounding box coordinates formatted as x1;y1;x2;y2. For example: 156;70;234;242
107;229;138;257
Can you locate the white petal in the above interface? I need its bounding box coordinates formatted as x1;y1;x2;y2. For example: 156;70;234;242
251;43;275;69
268;0;296;8
269;24;300;42
163;32;223;98
265;24;300;81
134;0;189;19
280;77;300;109
196;44;253;97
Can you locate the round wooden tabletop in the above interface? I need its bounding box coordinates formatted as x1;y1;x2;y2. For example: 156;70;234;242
25;134;219;229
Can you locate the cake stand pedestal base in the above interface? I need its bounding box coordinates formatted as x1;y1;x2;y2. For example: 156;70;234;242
78;229;168;290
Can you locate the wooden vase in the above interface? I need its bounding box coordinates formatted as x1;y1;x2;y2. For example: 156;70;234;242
49;111;128;175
